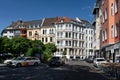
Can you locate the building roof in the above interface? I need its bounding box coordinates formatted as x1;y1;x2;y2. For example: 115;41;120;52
25;19;42;26
42;18;56;26
56;16;71;23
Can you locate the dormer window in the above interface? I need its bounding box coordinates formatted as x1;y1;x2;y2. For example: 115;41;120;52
60;19;64;22
37;24;40;28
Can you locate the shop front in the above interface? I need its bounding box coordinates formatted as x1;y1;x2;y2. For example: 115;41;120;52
104;43;120;63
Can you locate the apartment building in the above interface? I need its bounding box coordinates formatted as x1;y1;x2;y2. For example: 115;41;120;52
84;27;94;58
1;20;28;39
27;20;42;40
54;17;94;59
40;18;56;44
1;17;94;60
92;0;103;57
93;0;120;62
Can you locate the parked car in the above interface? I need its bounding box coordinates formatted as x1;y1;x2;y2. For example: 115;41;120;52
86;57;94;63
7;57;40;67
93;58;107;68
48;56;65;66
4;57;16;64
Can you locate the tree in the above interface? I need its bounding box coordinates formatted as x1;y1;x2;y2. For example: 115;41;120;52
43;43;57;61
25;40;45;58
62;50;67;56
0;37;11;54
11;37;31;56
0;37;12;62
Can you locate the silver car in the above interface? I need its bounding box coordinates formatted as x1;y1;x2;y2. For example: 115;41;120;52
93;58;107;68
8;57;40;67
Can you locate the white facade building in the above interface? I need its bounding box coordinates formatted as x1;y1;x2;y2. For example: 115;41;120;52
1;17;94;60
84;28;94;58
54;17;93;60
2;27;14;39
92;0;103;57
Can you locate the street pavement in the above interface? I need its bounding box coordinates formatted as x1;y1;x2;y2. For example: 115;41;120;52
0;61;108;80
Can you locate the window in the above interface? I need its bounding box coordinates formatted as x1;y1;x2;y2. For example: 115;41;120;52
91;43;93;48
9;30;13;33
43;30;47;34
57;41;60;45
105;29;108;40
65;32;68;38
50;37;52;42
35;31;38;35
115;23;119;37
58;24;62;29
89;30;90;34
86;30;87;34
66;41;68;46
105;8;108;20
115;0;118;13
69;41;71;46
49;29;54;34
75;33;77;39
69;32;71;38
29;31;32;36
102;31;105;41
66;24;68;28
86;36;87;40
45;38;48;42
111;25;114;38
111;3;114;16
42;38;44;42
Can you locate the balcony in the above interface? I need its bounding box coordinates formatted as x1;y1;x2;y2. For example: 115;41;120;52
20;34;27;37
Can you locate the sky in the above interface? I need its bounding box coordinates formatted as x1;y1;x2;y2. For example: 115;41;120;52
0;0;96;34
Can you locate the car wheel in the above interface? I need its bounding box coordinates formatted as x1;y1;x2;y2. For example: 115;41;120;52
34;62;39;66
17;63;22;67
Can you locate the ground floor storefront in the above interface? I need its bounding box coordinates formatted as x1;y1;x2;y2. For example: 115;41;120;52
101;42;120;63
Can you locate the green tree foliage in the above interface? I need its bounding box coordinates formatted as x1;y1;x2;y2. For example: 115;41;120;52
62;50;67;56
25;48;34;56
0;37;11;54
25;40;45;57
43;43;57;61
10;37;31;56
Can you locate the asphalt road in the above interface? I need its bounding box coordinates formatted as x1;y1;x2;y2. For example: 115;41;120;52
0;61;108;80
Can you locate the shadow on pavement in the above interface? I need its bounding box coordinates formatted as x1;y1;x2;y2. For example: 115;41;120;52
0;63;108;80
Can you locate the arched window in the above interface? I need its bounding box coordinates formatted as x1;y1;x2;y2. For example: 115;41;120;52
111;25;114;38
111;3;114;16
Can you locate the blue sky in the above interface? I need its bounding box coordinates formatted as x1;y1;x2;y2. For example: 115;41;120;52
0;0;96;34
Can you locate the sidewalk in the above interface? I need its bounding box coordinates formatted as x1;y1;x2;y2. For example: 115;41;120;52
0;63;6;67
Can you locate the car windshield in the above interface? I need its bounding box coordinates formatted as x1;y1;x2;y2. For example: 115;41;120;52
97;59;105;61
15;57;25;60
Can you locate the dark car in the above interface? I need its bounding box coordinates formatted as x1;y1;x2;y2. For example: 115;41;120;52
48;56;65;66
86;57;94;63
